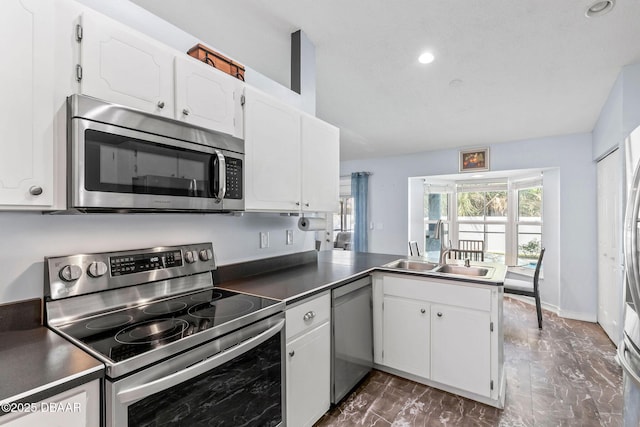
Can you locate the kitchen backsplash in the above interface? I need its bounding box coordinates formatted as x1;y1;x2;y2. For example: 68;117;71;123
0;211;315;304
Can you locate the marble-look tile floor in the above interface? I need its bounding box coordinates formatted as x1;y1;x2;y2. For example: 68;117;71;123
316;297;623;426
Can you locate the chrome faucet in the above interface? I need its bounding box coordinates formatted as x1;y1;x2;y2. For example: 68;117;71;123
439;248;452;265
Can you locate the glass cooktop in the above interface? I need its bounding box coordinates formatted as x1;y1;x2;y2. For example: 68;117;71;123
58;288;279;363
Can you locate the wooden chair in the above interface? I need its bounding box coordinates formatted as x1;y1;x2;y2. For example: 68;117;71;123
409;241;420;256
446;248;484;262
504;248;545;329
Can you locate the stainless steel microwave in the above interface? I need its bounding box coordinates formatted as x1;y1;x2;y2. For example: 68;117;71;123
67;95;244;212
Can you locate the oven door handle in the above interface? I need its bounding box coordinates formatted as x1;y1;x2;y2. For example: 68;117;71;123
116;318;284;404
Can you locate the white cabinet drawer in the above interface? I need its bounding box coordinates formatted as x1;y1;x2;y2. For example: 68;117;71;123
286;292;330;340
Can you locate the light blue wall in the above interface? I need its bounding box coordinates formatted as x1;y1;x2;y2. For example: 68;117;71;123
593;62;640;160
342;132;597;321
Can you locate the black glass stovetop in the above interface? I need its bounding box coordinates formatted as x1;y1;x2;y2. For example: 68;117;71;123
58;288;279;363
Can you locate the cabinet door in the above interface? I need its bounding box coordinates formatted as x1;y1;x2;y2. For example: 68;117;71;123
286;322;331;427
79;10;174;117
382;296;430;378
244;86;301;211
431;304;491;397
301;114;340;212
0;379;100;427
0;0;54;208
174;56;243;137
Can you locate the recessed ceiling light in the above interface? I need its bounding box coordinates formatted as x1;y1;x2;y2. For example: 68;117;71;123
418;52;435;64
585;0;615;17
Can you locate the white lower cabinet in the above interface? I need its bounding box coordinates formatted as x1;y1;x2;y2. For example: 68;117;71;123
382;296;430;378
285;292;331;427
430;304;491;397
0;379;100;427
372;272;504;408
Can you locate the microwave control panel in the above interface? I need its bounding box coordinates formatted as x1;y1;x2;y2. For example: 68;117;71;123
225;157;243;200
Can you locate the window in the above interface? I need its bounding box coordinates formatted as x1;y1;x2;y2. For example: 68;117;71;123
423;185;451;260
422;175;543;266
456;182;508;263
515;184;543;267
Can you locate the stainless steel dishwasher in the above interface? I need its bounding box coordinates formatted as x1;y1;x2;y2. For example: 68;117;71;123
331;276;373;404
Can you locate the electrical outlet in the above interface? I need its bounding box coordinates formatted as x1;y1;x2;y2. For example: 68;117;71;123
259;232;269;248
286;229;293;245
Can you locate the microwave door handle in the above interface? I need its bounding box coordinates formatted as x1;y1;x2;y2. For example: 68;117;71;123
116;319;284;404
214;150;226;203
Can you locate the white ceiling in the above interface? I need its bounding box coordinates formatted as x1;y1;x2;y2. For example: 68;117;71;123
131;0;640;160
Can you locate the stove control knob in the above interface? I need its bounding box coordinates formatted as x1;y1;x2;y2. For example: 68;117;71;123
59;265;82;282
87;261;108;278
199;249;213;261
185;250;197;264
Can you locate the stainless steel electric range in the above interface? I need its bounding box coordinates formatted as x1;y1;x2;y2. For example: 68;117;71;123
44;243;285;427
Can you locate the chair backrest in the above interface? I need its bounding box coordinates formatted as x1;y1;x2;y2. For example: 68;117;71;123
409;241;420;256
446;248;484;261
533;247;545;290
459;239;484;252
334;232;353;249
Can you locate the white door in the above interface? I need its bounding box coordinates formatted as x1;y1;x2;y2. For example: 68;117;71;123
301;114;340;212
79;10;174;117
431;304;491;397
597;149;623;343
174;56;243;137
244;86;301;211
0;0;54;208
382;296;430;378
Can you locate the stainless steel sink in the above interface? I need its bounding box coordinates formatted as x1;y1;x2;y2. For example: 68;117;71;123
434;264;493;277
384;259;439;272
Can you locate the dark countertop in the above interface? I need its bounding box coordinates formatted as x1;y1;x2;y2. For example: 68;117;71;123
0;327;104;409
219;251;403;304
219;250;506;305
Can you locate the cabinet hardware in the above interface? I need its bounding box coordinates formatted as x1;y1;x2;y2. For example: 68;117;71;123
490;380;494;390
303;311;316;321
182;108;190;116
76;64;83;82
304;202;310;207
29;186;43;196
75;24;83;42
157;101;165;109
289;350;295;357
240;94;245;106
296;202;301;206
436;312;443;317
420;308;426;314
490;322;494;332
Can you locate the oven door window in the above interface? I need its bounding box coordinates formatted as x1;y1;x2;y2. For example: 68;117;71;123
127;333;282;426
84;129;221;198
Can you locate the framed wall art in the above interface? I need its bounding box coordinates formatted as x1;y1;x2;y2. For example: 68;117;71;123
459;148;490;173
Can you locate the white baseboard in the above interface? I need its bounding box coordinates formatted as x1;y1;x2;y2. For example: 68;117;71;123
506;295;596;323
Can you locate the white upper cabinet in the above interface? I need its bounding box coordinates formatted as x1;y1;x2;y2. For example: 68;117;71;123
244;87;340;212
301;114;340;212
0;0;55;209
79;9;175;117
174;56;244;138
244;86;302;211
